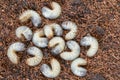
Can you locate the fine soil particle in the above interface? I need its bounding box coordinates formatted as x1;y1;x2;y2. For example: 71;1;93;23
96;0;103;2
0;0;120;80
90;74;105;80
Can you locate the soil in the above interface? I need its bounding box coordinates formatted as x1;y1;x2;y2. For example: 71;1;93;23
0;0;120;80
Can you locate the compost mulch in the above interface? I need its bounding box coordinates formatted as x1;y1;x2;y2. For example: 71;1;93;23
0;0;120;80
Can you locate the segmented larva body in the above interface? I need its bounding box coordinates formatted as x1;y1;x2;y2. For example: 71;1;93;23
80;34;99;57
42;2;61;19
40;58;61;78
44;23;63;39
60;40;80;60
7;42;25;64
62;21;77;40
26;46;43;66
32;30;48;48
15;26;33;41
19;10;41;27
48;37;65;55
71;58;87;77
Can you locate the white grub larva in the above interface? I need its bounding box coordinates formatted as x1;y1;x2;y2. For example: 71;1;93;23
60;40;80;60
15;26;33;41
26;46;43;66
40;58;61;78
19;10;41;27
42;2;61;19
44;23;63;39
32;30;48;48
7;42;25;64
62;21;77;40
71;58;87;77
48;37;65;55
80;34;99;57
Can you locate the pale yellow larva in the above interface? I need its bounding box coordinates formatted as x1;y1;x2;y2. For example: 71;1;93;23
32;30;48;48
40;58;61;78
44;23;63;39
48;37;65;55
26;46;43;66
60;40;80;60
80;34;99;57
15;26;33;41
42;2;61;19
62;21;77;40
71;58;87;77
19;10;41;27
7;42;25;64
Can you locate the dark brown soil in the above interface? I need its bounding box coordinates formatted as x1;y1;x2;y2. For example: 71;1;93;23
0;0;120;80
